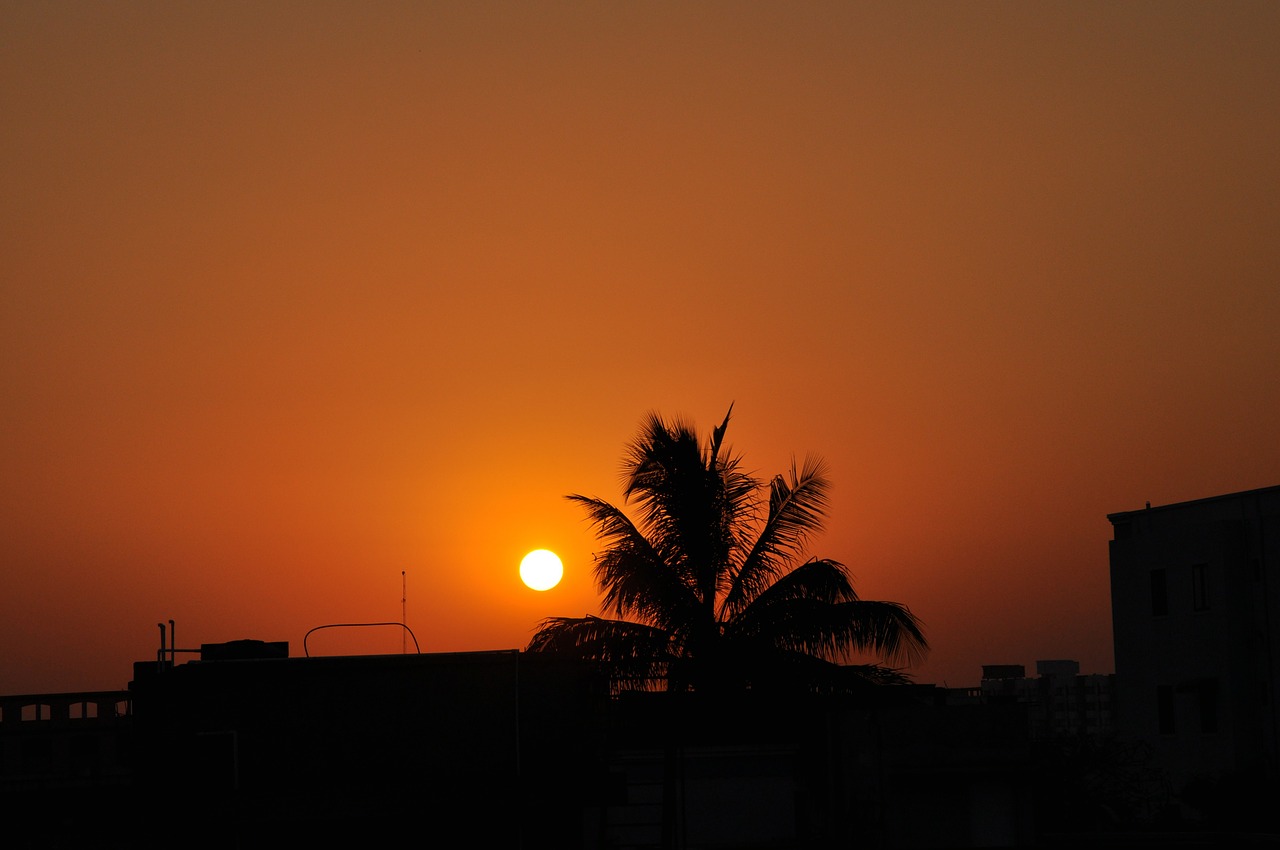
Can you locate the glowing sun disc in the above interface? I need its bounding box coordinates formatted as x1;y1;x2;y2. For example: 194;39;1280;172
520;549;563;591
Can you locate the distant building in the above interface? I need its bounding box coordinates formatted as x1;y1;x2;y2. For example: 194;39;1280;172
1108;484;1280;807
975;661;1116;742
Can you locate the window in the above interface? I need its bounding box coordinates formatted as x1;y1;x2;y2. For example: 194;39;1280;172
1150;569;1169;616
1199;680;1218;733
1157;685;1176;735
21;738;53;774
20;703;51;722
1192;563;1210;611
71;702;98;720
69;735;99;773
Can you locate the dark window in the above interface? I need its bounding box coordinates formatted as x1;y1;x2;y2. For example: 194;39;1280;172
20;703;51;722
21;738;53;774
1192;563;1210;611
192;730;238;792
1158;685;1176;735
1199;680;1218;733
1151;569;1169;616
69;735;99;774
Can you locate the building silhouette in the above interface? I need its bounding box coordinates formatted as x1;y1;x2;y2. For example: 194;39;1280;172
0;690;133;844
29;476;1280;847
4;638;1041;848
1108;483;1280;824
976;661;1116;743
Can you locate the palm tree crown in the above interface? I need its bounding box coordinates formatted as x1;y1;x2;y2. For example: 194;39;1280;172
527;407;927;693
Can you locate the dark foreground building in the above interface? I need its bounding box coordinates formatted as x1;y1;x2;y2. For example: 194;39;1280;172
0;690;133;845
1109;484;1280;827
129;645;602;847
4;639;1045;849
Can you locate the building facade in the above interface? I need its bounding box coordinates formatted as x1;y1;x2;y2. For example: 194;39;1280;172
978;661;1115;742
1108;484;1280;806
3;640;1042;848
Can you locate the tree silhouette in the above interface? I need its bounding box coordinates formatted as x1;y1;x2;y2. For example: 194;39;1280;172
527;407;927;693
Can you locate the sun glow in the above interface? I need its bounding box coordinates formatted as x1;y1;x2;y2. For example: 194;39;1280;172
520;549;563;591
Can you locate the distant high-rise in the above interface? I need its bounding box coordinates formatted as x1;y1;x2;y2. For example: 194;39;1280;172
977;660;1115;741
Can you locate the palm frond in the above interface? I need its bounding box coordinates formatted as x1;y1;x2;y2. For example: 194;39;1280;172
616;411;756;610
594;547;700;632
716;450;762;602
707;403;734;469
750;598;928;666
527;615;673;679
620;412;720;594
723;457;831;617
834;663;917;687
729;559;927;665
746;557;854;604
567;494;699;626
828;599;929;666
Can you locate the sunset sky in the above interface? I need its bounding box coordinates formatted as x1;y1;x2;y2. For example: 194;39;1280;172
4;2;1278;695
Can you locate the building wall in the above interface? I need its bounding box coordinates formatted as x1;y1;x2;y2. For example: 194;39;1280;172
597;687;1036;849
4;650;1044;847
0;691;134;846
127;649;606;848
1108;485;1280;794
0;691;132;780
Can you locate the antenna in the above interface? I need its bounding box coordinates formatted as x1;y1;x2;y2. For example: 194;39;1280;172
401;570;407;654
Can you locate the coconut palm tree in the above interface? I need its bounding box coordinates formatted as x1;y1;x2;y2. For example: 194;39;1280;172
527;407;927;693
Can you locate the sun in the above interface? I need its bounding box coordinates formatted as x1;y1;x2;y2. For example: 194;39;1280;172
519;549;563;591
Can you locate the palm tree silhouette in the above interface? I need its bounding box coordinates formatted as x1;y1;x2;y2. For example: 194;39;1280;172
527;407;927;693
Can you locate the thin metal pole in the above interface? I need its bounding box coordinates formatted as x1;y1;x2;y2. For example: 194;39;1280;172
401;571;407;654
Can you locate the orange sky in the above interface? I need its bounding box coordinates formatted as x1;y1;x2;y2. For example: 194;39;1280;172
3;2;1278;694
